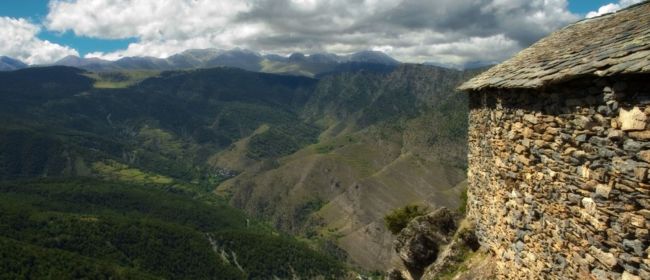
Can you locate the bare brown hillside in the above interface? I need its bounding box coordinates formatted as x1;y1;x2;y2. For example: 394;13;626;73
212;65;482;270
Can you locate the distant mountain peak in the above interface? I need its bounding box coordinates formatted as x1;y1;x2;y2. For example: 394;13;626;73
177;48;223;61
345;50;400;65
221;48;261;57
55;55;85;65
424;60;497;70
54;55;110;67
46;48;403;75
0;56;28;71
288;52;306;61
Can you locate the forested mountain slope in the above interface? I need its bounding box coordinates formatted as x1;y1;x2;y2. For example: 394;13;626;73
0;64;482;274
0;66;345;279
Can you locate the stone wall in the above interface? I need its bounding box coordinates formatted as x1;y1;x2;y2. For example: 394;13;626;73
467;76;650;279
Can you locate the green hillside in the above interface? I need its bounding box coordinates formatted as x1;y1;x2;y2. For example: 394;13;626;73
0;66;318;181
0;64;481;275
0;178;345;279
0;66;347;279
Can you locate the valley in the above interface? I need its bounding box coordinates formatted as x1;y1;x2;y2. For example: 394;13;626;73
2;1;644;279
0;61;480;276
215;65;479;270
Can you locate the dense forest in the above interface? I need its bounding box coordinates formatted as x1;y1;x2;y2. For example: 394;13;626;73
0;178;346;279
0;67;351;278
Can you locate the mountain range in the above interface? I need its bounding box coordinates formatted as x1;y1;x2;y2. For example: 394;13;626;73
0;57;484;276
1;49;401;77
0;56;28;71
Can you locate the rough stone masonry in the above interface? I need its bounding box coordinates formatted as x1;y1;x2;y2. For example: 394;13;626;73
467;77;649;279
457;2;650;279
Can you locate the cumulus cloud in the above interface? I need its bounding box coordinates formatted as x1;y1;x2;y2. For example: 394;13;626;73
46;0;253;59
0;17;78;64
44;0;581;65
586;0;644;18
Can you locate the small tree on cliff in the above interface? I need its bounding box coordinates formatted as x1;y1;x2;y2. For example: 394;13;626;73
384;204;428;235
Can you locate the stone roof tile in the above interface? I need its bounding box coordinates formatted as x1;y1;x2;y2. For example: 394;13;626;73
459;1;650;91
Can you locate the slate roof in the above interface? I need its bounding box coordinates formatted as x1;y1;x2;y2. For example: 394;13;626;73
459;1;650;91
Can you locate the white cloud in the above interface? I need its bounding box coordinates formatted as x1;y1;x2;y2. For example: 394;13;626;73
423;34;521;66
621;0;645;6
46;0;251;40
44;0;580;65
586;0;643;18
586;3;622;18
0;17;78;64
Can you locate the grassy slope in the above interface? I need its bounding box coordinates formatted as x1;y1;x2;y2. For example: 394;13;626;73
0;64;480;274
84;70;161;89
0;66;319;181
214;65;479;271
218;117;467;270
0;67;348;279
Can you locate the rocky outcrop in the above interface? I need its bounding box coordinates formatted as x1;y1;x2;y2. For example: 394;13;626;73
393;208;457;279
388;208;486;280
467;77;650;279
421;226;481;278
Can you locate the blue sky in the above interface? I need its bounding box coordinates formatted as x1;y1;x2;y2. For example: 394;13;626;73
0;0;640;64
569;0;617;13
0;0;135;56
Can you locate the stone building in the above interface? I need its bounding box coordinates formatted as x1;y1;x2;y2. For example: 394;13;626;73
458;2;650;279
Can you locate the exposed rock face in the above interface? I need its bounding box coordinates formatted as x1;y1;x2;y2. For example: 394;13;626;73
467;77;650;279
387;268;413;280
392;208;456;279
388;212;489;280
420;225;481;279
